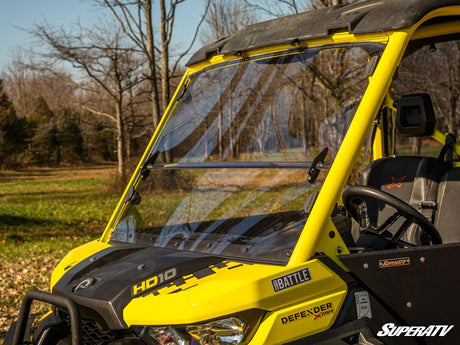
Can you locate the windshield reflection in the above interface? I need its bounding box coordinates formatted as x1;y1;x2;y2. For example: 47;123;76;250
111;44;384;264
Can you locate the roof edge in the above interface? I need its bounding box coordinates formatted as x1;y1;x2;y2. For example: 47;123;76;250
186;0;460;66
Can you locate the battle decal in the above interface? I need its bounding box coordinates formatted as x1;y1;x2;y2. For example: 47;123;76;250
271;268;311;293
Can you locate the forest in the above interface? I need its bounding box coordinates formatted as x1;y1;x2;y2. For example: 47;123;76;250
0;0;459;178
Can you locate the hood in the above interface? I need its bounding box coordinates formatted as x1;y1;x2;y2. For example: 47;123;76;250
52;242;347;329
52;242;226;329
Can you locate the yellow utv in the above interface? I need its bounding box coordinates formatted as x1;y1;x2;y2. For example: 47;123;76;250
5;0;460;344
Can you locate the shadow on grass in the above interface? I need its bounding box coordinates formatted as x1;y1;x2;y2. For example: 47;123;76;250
0;189;112;200
0;214;104;241
0;214;50;228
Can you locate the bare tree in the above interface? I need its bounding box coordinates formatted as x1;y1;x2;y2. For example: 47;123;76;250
201;0;258;44
97;0;211;131
4;49;79;119
243;0;358;18
242;0;308;17
97;0;161;130
3;48;40;119
29;19;145;177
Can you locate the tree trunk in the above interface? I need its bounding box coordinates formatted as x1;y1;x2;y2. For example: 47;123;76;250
143;0;162;130
115;101;125;178
411;137;421;156
159;0;171;113
159;0;172;162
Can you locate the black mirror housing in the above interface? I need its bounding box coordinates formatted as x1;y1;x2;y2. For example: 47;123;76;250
395;93;436;137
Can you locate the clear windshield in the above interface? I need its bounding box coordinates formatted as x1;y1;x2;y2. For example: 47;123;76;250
111;44;384;264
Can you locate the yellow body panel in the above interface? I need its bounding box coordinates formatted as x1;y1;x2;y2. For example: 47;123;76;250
123;259;347;328
313;218;350;270
50;240;110;289
249;290;346;345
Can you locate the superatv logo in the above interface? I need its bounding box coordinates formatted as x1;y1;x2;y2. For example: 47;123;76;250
271;268;311;292
379;257;410;268
132;268;177;296
377;323;454;337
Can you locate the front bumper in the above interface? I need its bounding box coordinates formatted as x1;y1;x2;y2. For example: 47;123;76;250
5;290;81;345
3;290;142;345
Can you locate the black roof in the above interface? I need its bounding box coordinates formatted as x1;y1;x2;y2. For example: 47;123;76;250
186;0;460;66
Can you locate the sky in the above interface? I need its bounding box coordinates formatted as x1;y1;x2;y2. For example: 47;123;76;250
0;0;206;72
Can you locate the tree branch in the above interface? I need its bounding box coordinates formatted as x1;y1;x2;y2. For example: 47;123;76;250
77;103;117;122
171;0;211;76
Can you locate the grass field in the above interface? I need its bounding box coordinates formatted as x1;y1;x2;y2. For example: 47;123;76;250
0;164;120;334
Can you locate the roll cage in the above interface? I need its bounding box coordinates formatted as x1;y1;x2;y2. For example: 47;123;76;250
103;0;460;266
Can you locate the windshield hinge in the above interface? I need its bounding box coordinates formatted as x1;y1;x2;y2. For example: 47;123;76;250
140;151;160;179
125;187;141;205
308;147;328;183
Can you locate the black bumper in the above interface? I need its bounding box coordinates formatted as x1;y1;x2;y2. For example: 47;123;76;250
4;290;82;345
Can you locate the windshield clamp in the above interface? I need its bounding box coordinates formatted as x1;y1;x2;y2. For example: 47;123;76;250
308;147;328;184
140;151;159;179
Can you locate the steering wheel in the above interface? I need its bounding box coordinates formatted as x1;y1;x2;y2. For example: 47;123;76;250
342;185;442;247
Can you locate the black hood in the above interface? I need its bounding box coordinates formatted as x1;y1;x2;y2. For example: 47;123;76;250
52;242;223;329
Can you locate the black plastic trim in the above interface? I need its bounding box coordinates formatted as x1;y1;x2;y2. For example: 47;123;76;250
12;290;81;345
317;256;355;286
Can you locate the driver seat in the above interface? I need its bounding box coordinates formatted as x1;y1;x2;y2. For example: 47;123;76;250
434;167;460;243
355;155;446;245
352;93;449;246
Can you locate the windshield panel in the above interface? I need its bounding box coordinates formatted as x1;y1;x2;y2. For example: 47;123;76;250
112;168;312;262
112;44;384;264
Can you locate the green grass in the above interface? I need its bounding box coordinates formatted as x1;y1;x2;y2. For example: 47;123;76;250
0;165;329;336
0;165;120;334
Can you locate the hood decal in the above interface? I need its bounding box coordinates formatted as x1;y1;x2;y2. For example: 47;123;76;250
132;268;177;296
148;260;250;297
52;243;226;329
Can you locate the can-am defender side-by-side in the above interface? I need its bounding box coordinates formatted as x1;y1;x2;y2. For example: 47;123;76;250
5;1;460;344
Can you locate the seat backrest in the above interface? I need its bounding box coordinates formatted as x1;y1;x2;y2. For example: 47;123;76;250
434;167;460;243
355;156;446;245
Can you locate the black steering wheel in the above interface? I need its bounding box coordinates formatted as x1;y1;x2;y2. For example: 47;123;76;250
343;185;442;246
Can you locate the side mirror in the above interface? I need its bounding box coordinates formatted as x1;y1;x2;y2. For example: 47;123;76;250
395;93;435;137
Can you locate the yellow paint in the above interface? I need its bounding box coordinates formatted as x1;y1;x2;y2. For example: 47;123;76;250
289;30;412;266
123;259;347;327
432;129;460;156
249;290;346;345
50;240;111;290
412;19;460;40
187;32;389;75
312;218;350;270
372;126;384;160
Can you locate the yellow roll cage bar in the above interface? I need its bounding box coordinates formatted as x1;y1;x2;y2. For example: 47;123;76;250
101;6;460;269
